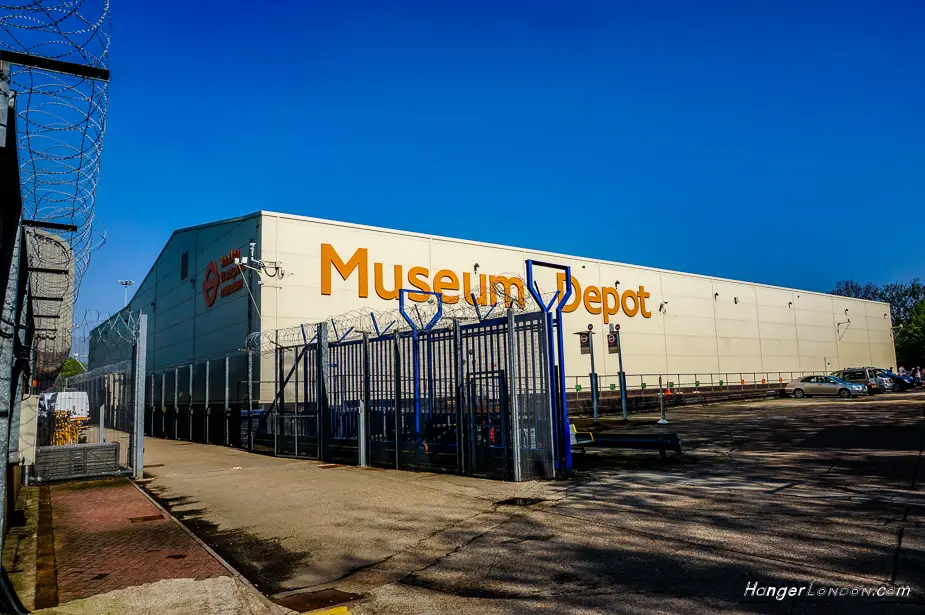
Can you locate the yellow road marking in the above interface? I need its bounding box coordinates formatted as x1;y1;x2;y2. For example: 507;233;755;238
301;606;352;615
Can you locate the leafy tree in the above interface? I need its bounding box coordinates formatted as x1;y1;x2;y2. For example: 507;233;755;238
830;280;880;302
830;278;925;326
59;356;86;378
830;278;925;367
895;302;925;368
879;279;925;325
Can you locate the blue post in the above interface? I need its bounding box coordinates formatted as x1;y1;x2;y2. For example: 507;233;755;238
398;290;445;446
412;329;421;435
525;260;574;473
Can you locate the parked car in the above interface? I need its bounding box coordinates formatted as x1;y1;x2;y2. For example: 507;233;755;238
786;375;867;398
877;369;915;391
830;367;892;394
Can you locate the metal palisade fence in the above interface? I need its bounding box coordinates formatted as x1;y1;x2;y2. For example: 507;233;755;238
39;314;147;482
259;310;555;481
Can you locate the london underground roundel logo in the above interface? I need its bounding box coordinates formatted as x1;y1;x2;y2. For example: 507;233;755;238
203;261;220;307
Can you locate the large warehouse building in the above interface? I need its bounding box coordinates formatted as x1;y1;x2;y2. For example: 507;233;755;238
90;211;896;400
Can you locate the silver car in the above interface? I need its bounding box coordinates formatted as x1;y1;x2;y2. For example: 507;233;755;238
786;375;867;399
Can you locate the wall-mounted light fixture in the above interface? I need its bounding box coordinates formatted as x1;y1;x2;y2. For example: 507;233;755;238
788;301;793;308
659;301;668;314
714;292;719;300
473;263;479;273
734;297;739;305
614;280;620;289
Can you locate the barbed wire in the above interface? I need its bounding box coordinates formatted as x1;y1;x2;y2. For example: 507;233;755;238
72;307;140;367
247;275;560;356
61;358;130;386
26;228;73;380
2;1;111;378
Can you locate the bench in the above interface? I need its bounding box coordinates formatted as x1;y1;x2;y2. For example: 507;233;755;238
569;422;683;461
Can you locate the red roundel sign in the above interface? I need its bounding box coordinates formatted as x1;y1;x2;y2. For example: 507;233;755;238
202;261;220;307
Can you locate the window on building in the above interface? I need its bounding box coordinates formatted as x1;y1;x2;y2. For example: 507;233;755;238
180;251;189;280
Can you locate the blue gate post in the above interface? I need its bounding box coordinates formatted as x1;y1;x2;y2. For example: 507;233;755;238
525;260;574;474
398;290;444;452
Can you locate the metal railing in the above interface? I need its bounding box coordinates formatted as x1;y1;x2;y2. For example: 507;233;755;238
569;371;827;397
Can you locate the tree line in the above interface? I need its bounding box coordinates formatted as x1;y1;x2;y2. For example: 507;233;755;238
830;278;925;367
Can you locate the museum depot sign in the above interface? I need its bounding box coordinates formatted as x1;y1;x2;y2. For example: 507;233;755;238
321;243;651;323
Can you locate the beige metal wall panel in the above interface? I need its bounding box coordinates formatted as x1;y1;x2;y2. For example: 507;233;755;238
758;321;797;341
834;343;872;369
757;304;796;327
871;343;898;369
245;212;896;397
716;318;760;339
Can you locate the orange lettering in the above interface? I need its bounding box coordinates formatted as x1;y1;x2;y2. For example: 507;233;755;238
489;275;526;308
407;266;431;301
463;272;488;306
433;269;460;304
556;273;582;313
374;263;402;300
621;289;639;317
603;287;620;323
638;286;651;318
321;244;368;297
583;286;602;315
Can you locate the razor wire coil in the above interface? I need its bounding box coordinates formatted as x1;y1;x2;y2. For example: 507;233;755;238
2;1;111;379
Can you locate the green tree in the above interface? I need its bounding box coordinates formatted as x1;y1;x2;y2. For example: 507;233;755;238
59;356;86;378
830;280;880;302
830;278;925;326
895;302;925;368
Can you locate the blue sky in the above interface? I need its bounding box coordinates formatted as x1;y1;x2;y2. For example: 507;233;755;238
82;0;924;323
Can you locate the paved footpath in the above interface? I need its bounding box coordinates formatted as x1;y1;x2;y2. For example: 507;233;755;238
49;478;227;603
29;478;292;615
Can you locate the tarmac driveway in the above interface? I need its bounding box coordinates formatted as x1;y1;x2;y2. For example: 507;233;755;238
140;394;925;614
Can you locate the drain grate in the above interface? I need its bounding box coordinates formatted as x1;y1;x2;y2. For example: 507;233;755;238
495;497;545;507
275;588;363;612
166;554;187;560
145;464;165;468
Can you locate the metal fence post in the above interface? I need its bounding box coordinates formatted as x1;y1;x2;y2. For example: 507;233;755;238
247;350;254;451
205;359;210;444
274;331;279;454
160;373;166;437
316;322;330;461
359;332;370;467
658;375;668;425
132;314;147;478
393;331;401;470
98;374;106;443
506;310;522;482
188;363;194;441
453;320;464;475
149;374;155;437
224;355;230;446
173;367;179;439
